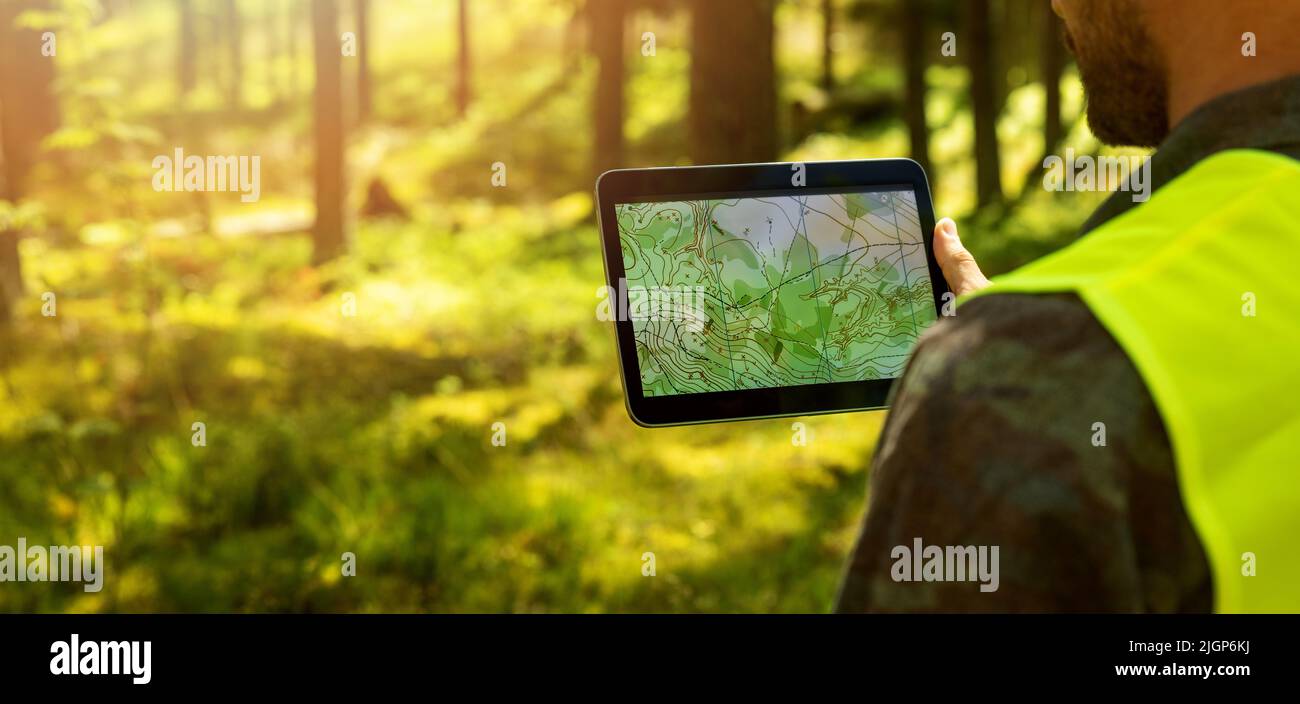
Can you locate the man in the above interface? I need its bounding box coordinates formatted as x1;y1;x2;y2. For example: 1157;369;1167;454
837;0;1300;612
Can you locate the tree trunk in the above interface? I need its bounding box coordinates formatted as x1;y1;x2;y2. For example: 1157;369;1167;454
264;0;280;102
1041;0;1065;153
689;0;777;165
0;232;14;324
455;0;471;118
224;0;243;108
589;0;625;179
0;0;60;322
311;0;346;263
820;0;834;94
355;0;372;121
179;0;197;98
289;0;302;100
963;0;1002;207
900;0;930;177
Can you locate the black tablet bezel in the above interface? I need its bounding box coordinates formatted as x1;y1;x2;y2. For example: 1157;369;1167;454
596;158;947;427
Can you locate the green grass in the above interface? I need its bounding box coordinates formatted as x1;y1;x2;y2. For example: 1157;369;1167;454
0;198;887;613
0;0;1126;614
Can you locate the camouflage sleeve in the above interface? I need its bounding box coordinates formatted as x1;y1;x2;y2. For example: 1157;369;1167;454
834;292;1211;613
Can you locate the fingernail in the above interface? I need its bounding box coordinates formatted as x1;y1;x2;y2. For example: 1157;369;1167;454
939;219;957;238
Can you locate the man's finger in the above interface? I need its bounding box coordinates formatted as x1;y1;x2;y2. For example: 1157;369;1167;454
933;217;991;297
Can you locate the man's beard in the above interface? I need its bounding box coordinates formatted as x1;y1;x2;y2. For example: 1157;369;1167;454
1064;5;1170;148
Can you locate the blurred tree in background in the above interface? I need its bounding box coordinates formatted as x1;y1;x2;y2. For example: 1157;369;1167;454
311;0;346;262
689;0;777;164
0;0;1146;613
0;0;59;323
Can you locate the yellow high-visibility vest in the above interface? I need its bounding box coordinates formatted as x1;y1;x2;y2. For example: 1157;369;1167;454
966;149;1300;612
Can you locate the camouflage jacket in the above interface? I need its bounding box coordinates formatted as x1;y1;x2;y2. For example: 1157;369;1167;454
835;75;1300;612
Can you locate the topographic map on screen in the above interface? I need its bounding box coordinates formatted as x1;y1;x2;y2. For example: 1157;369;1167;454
616;189;935;397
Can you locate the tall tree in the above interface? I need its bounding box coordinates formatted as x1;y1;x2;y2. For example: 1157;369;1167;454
264;0;281;101
223;0;244;108
0;0;60;323
355;0;372;121
820;0;834;93
178;0;198;98
1040;0;1065;153
900;0;930;177
589;0;625;179
455;0;471;118
289;0;302;99
689;0;777;165
963;0;1002;207
1005;0;1069;207
311;0;346;263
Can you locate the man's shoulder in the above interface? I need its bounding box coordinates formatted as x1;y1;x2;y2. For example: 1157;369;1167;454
924;291;1102;350
899;291;1126;404
837;290;1208;612
883;288;1184;537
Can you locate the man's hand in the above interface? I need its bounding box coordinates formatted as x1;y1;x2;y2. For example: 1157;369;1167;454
933;217;991;296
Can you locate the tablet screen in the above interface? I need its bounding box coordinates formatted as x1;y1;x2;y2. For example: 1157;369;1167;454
614;187;936;397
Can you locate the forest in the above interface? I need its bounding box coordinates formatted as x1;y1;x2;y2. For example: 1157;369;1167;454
0;0;1145;612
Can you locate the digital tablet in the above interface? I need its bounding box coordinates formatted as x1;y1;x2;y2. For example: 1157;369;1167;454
596;159;948;427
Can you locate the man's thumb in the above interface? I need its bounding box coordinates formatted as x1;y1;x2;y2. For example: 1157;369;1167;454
933;218;991;297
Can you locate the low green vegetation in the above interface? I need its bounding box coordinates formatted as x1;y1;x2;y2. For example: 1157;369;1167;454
0;0;1132;612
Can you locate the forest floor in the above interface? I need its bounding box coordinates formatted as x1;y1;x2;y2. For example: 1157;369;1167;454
0;196;886;612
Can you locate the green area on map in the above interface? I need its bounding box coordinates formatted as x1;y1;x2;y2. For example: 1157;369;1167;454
616;191;936;397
